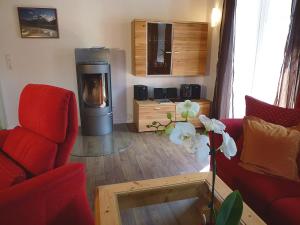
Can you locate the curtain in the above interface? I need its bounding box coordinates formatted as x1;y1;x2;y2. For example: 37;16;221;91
275;0;300;108
212;0;237;119
231;0;291;118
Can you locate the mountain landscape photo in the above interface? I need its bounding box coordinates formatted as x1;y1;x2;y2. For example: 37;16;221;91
18;7;59;38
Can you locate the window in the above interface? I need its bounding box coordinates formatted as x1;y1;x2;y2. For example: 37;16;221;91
231;0;292;118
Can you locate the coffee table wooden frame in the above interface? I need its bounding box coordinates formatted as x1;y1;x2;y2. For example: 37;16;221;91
95;172;266;225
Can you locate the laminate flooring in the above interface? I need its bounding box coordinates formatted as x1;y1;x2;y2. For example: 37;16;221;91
71;124;208;225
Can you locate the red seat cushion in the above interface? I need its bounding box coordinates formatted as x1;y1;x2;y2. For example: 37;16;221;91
234;170;300;219
217;151;300;221
19;84;72;143
268;198;300;225
245;95;300;127
3;127;57;175
216;152;241;189
0;152;26;189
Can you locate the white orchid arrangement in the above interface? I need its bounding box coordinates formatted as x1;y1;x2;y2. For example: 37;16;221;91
148;100;243;225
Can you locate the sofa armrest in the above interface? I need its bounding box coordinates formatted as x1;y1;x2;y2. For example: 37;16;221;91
221;119;243;140
210;119;243;149
0;163;94;225
0;130;10;148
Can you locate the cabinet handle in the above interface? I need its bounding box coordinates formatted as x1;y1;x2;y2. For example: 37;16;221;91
154;107;161;110
174;51;180;54
165;51;172;54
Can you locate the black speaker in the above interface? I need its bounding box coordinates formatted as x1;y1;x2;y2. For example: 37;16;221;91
191;84;201;99
134;85;148;100
180;84;192;99
166;88;177;99
154;88;165;99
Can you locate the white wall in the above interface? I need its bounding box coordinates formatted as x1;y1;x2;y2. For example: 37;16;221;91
0;0;220;128
0;81;6;129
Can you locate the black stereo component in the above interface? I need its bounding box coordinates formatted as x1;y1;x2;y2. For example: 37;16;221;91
180;84;192;99
166;88;177;99
134;85;148;100
191;84;201;99
154;88;165;99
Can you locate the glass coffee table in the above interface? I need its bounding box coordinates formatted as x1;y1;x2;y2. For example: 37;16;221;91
95;172;266;225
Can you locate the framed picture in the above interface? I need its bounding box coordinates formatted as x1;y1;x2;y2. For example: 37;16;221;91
17;7;59;38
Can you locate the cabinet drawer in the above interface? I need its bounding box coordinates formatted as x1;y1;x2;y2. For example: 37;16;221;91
137;105;175;132
175;102;211;127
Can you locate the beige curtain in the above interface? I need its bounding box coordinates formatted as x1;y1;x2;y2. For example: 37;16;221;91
275;0;300;108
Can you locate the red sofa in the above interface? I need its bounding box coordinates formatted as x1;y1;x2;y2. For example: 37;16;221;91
0;84;94;225
216;97;300;225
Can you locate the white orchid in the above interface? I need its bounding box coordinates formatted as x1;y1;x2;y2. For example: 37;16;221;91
148;102;241;223
177;100;200;119
169;122;196;145
192;134;210;162
199;115;226;134
218;131;237;159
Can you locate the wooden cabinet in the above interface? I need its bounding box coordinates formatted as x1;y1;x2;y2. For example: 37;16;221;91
131;20;147;76
175;99;211;127
134;100;176;132
134;100;211;132
131;19;209;77
172;22;208;76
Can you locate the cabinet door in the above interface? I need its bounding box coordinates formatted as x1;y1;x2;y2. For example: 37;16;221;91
172;22;208;76
147;23;173;75
132;20;147;76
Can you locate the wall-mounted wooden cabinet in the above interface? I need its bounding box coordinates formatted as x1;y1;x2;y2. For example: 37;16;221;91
131;19;208;77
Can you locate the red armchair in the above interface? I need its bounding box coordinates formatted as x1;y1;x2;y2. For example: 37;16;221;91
216;96;300;225
0;84;94;225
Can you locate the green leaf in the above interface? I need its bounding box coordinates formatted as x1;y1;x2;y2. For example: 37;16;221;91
167;112;172;120
165;124;174;135
216;191;243;225
181;111;188;119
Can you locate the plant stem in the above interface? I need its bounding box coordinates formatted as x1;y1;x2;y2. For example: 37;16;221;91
209;133;216;223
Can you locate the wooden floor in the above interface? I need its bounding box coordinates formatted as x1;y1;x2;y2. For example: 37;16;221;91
71;124;208;224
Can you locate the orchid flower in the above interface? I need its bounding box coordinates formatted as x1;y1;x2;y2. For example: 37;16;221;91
177;100;200;119
191;134;210;162
199;115;226;134
169;122;196;145
218;131;237;159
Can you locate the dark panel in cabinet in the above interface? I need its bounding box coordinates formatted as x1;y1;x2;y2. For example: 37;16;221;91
147;23;172;75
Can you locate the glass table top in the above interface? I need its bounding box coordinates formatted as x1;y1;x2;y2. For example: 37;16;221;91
71;124;135;157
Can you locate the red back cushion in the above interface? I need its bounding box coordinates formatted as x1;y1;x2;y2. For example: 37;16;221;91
3;127;57;175
19;84;72;143
245;95;300;127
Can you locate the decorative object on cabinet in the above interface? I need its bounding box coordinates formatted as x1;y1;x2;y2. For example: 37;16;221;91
131;19;208;76
133;99;211;132
17;7;59;38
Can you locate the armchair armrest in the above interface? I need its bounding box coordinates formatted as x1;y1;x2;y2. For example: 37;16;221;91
0;163;94;225
0;129;10;148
